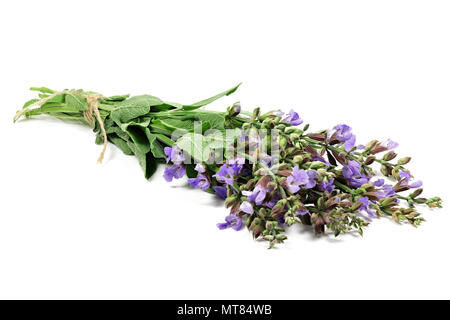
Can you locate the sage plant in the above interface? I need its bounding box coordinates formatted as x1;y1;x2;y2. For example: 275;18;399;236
14;85;442;247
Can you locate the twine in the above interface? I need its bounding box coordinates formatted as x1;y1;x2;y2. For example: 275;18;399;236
13;90;108;163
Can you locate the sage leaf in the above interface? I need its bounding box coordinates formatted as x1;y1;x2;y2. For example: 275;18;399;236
182;83;241;111
148;133;166;159
30;87;55;94
109;134;134;156
111;95;164;123
126;125;151;154
65;93;88;111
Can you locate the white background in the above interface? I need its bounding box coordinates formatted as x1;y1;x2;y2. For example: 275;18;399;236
0;0;449;299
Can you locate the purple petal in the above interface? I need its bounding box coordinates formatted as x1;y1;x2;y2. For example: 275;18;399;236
409;180;423;188
195;163;206;173
213;186;227;199
232;217;243;231
240;201;254;214
217;222;229;230
164;147;172;163
344;134;356;151
372;179;385;187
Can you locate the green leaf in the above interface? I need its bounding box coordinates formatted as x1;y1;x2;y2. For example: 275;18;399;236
111;95;163;123
109;134;134;156
105;125;130;141
42;94;64;105
126;125;151;153
197;113;225;129
144;153;158;179
40;105;82;113
182;83;241;111
30;86;55;94
150;104;175;112
22;98;39;108
176;133;211;162
117;117;151;132
148;133;166;159
101;94;130;102
154;134;175;147
150;119;178;136
185;164;197;178
157;118;195;131
65;92;88;111
127;141;157;179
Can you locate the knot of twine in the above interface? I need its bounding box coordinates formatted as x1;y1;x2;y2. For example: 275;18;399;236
13;90;108;163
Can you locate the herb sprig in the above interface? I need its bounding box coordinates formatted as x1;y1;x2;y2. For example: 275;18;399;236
14;85;442;247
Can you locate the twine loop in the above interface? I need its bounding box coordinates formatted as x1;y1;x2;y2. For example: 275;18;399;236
13;90;108;163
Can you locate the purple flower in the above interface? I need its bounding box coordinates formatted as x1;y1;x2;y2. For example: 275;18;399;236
358;197;376;218
333;124;353;141
319;179;335;192
305;170;318;189
226;157;244;175
248;133;262;147
195;163;206;173
399;171;423;188
286;166;318;193
296;208;309;216
344;134;356;152
259;153;274;168
213;186;227;199
164;146;185;164
240;201;254;214
371;179;385;187
273;110;285;117
372;179;396;199
213;164;235;186
217;214;243;231
242;185;269;206
163;164;186;182
188;174;210;191
381;139;399;150
286;170;306;193
342;160;370;188
264;196;279;209
332;124;356;151
283;109;303;126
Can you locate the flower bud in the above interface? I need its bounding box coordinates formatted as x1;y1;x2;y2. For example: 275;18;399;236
380;165;391;177
309;161;327;169
225;195;238;208
271;199;287;219
383;151;397;161
365;155;376;165
351;202;364;211
398;157;411;165
266;220;278;231
280;137;287;150
275;124;286;130
252;107;260;120
259;208;269;219
229;102;241;117
381;197;397;207
361;183;375;191
366;140;379;151
409;188;423;198
293;155;304;164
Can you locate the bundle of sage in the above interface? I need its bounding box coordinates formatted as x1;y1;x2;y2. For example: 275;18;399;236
14;85;442;247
